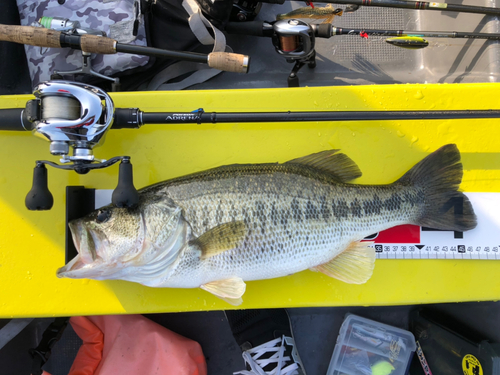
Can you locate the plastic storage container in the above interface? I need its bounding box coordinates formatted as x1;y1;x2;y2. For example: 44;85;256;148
327;314;416;375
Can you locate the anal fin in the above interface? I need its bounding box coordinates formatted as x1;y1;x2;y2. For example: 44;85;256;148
310;241;375;284
200;277;246;305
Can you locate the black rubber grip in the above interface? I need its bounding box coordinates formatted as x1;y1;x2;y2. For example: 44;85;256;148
59;33;82;50
0;108;32;131
314;23;333;39
113;108;141;129
225;21;266;37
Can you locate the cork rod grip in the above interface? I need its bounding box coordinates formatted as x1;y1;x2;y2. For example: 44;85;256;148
0;24;61;48
80;34;116;54
207;52;250;73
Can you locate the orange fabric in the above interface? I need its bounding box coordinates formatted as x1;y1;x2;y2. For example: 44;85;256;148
68;317;104;375
68;315;207;375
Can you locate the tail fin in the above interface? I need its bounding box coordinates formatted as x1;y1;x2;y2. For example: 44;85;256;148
397;144;477;231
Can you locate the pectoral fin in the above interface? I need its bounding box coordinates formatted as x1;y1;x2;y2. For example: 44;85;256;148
310;241;375;284
192;221;247;259
200;277;246;305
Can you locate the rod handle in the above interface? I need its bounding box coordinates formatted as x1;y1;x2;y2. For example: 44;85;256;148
207;52;250;73
0;108;32;131
313;23;333;39
0;24;61;48
225;21;266;37
79;34;116;54
0;24;117;54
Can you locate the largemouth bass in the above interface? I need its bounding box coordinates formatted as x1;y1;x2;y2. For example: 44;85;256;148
58;145;476;304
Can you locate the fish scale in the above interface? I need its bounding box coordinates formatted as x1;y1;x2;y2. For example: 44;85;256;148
147;165;425;287
58;145;476;303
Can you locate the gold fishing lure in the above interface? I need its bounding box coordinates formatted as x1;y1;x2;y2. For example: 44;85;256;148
276;4;343;24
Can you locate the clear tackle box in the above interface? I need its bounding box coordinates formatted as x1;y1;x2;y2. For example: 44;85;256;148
327;314;416;375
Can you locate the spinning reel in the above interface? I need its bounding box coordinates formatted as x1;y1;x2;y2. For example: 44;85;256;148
24;81;138;211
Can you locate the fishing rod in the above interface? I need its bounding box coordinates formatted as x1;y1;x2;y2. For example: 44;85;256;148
0;81;500;210
0;24;249;74
2;81;500;211
260;0;500;17
331;27;500;49
331;27;500;41
225;18;500;84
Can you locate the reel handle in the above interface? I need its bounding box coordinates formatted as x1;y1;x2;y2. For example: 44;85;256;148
26;163;54;211
25;157;139;211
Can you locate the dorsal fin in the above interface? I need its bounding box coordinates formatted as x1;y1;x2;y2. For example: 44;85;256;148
286;150;362;182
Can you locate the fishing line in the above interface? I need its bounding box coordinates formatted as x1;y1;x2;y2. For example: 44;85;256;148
41;96;81;120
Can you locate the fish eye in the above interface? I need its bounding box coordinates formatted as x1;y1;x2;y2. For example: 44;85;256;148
96;209;112;223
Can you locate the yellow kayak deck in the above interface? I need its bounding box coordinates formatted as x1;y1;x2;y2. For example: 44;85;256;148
1;83;500;318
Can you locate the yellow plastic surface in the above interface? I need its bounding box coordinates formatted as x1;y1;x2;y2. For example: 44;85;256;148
1;83;500;318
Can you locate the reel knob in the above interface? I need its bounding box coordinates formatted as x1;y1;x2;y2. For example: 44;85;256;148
112;158;139;208
25;163;54;211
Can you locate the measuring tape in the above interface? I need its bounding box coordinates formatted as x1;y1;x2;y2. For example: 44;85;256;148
368;193;499;260
93;191;498;260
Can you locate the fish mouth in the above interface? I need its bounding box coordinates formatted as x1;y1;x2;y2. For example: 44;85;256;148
57;221;105;279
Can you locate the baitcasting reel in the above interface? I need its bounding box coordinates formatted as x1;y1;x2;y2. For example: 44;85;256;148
272;19;316;87
225;19;332;87
24;81;138;211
